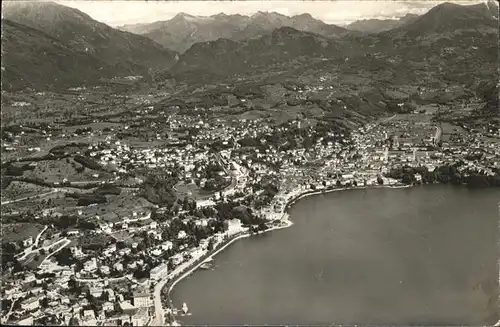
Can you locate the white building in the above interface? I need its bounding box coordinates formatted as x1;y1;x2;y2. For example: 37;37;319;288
177;230;187;239
103;302;114;312
100;266;110;275
113;263;124;272
84;258;98;272
161;241;173;251
133;292;153;308
199;239;209;249
150;263;169;281
90;288;103;298
226;219;244;236
21;298;39;311
17;316;33;326
171;253;184;265
83;309;95;320
151;249;162;257
22;237;33;248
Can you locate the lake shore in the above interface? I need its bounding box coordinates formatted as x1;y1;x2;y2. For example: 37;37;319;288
166;183;498;326
162;182;412;325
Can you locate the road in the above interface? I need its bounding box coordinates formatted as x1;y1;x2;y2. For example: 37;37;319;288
1;189;61;205
18;237;68;261
41;238;71;264
75;274;131;283
2;298;16;324
152;272;170;326
15;225;48;260
33;225;48;247
381;114;397;124
151;231;255;326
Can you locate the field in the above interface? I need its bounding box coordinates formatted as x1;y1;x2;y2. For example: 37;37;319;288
2;181;53;201
389;114;435;144
174;181;212;199
2;223;45;243
22;159;113;183
440;122;466;142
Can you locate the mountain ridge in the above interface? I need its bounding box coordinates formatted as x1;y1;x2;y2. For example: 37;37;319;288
118;11;350;53
345;13;420;33
2;1;179;90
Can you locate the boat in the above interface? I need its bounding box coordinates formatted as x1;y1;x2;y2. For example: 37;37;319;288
200;262;212;270
182;303;188;315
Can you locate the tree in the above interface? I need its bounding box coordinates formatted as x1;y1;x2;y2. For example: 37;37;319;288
40;297;49;308
207;238;215;251
69;316;80;326
54;247;75;266
402;174;414;185
13;261;24;273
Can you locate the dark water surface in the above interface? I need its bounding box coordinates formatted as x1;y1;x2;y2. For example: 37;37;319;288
171;185;500;325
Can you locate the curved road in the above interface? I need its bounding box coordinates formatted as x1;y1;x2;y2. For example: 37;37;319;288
41;238;71;264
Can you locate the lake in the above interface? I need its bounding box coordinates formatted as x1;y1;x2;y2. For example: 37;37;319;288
171;185;500;325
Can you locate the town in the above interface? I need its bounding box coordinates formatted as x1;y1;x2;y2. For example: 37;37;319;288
2;84;499;326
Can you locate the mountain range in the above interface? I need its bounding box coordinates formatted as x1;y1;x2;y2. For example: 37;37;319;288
1;1;499;91
172;1;499;82
119;11;351;53
171;26;348;81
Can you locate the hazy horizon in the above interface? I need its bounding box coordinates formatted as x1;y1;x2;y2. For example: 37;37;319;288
42;0;483;27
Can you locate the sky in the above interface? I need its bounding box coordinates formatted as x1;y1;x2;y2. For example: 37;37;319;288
56;0;481;26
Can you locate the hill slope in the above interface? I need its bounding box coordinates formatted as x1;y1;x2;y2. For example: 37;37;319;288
2;19;108;90
386;2;498;40
2;1;178;90
171;27;347;81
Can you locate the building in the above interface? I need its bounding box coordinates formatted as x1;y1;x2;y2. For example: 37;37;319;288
17;316;34;326
22;237;33;248
199;239;209;249
103;302;114;312
100;266;110;275
84;258;98;272
161;241;173;251
21;297;40;311
177;230;187;239
66;230;80;236
90;287;103;298
133;292;153;308
119;301;137;315
113;263;124;272
226;218;243;236
150;263;168;281
70;246;84;258
171;253;184;266
106;289;116;302
83;309;95;320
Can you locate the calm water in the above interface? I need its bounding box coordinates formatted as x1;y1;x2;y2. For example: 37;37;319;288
171;185;500;325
